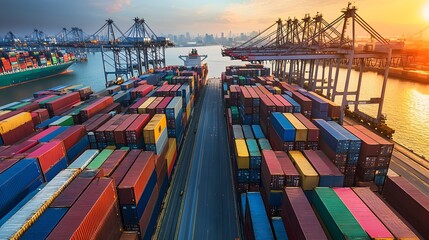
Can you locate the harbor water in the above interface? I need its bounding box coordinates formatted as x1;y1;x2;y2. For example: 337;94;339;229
0;45;427;158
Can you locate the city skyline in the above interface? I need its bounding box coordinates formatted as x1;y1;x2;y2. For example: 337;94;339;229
1;0;429;39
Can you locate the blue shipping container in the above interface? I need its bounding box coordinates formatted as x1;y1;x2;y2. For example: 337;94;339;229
66;136;90;163
20;207;68;240
282;95;301;113
270;112;295;142
246;192;274;240
44;157;68;182
312;119;350;153
272;217;289;240
251;125;265;139
36;116;62;130
327;121;362;154
39;127;70;143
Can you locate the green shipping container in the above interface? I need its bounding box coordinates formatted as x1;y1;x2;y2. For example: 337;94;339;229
38;96;61;107
231;106;239;119
258;138;272;150
86;149;114;169
6;102;31;111
246;139;261;157
313;188;369;240
49;116;74;126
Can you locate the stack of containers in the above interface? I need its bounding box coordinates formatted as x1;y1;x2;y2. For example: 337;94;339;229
0;112;34;145
246;86;260;124
118;151;158;238
307;92;340;120
258;95;276;136
283;113;307;151
125;114;151;149
239;87;253;124
383;176;429;239
52;125;89;163
246;138;261;190
80;96;114;122
328;121;362;186
281;187;327;239
166;96;183;144
261;150;285;216
353;187;419;239
114;114;140;148
144;114;168;154
290;91;312;118
165;138;178;180
303;150;344;187
281;95;301;113
47;178;123;239
129;97;148;114
274;151;300;188
348;125;393;187
85;114;112;148
137;97;156;114
293;113;319;150
243;192;275;239
269;112;295;151
334;188;394;239
235;138;249;192
312;187;368;239
155;97;172;114
312;119;350;184
44;92;81;116
299;90;329;120
94;114;124;149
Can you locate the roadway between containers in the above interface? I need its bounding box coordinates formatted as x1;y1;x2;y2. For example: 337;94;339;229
177;78;240;239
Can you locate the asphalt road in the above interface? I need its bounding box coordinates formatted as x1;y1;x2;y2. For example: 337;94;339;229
157;78;240;239
178;78;240;239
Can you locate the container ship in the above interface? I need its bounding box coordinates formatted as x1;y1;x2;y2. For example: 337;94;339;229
0;55;426;239
0;50;75;89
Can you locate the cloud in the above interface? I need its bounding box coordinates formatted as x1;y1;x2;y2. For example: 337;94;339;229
105;0;132;13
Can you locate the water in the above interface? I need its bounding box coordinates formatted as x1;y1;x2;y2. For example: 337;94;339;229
0;45;428;158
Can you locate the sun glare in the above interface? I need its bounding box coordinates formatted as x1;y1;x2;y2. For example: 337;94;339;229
423;2;429;21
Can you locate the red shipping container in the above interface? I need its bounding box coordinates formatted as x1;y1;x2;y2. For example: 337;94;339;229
18;102;39;112
155;85;165;97
267;94;285;112
27;140;66;175
274;94;293;113
50;169;101;208
47;178;118;240
1;120;34;145
92;200;123;240
120;231;139;240
52;125;87;150
383;176;429;239
80;96;114;121
334;188;394;239
137;80;147;86
353;187;419;239
155;97;172;114
104;115;130;144
129;97;148;114
353;125;394;156
281;187;327;240
114;114;139;144
46;92;81;115
32;108;50;122
111;150;141;187
30;112;41;126
34;95;56;104
95;114;123;143
117;151;155;205
85;114;112;132
274;151;300;187
99;102;121;115
261;150;285;190
125;114;150;145
0;140;38;159
99;149;128;177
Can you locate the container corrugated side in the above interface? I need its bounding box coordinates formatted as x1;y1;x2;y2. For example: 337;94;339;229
303;150;344;187
110;150;141;187
312;187;369;240
99;149;128;177
353;187;419;239
283;113;307;141
20;207;68;240
274;151;299;187
235;139;249;169
86;149;114;169
67;149;99;169
281;187;327;240
245;192;274;240
334;188;394;239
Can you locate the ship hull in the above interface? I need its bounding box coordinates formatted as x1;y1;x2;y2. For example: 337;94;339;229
0;62;74;89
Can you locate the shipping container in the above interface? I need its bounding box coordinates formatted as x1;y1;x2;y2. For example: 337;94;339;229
303;150;344;187
281;187;327;240
111;150;141;187
20;207;68;240
125;114;151;148
244;192;275;240
47;178;119;240
251;124;265;139
382;176;429;239
114;114;139;145
0;112;32;135
352;187;419;239
143;114;167;144
242;125;255;139
271;217;288;240
270;112;295;142
288;151;319;190
312;119;349;153
274;151;300;187
258;138;272;150
27;140;66;177
86;148;114;169
235;139;249;169
246;139;262;170
334;188;394;239
99;149;128;177
312;187;369;240
232;125;244;139
0;169;77;239
261;150;285;190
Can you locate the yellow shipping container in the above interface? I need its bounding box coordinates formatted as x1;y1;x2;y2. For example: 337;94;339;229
283;113;308;141
273;86;282;94
137;97;156;114
144;114;167;144
0;110;11;116
235;139;249;169
186;102;191;120
288;151;319;190
0;112;32;135
166;138;177;171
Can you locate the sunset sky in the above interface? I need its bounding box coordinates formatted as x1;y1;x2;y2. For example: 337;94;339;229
1;0;429;39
